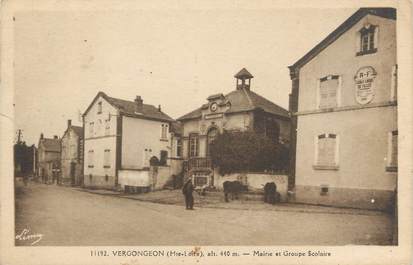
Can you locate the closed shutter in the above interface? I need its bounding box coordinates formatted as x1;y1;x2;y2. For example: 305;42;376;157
391;65;397;101
317;134;336;166
104;150;110;167
88;150;94;167
319;78;338;109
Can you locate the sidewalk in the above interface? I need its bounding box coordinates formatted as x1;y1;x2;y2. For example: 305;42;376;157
76;187;386;216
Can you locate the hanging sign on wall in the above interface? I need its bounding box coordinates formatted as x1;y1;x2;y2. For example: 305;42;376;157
354;66;377;105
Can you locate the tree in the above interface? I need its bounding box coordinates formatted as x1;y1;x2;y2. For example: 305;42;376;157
209;130;289;175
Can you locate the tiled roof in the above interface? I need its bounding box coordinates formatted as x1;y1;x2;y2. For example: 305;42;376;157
289;8;396;71
170;121;183;135
71;126;83;138
95;92;174;122
178;107;203;121
178;89;289;121
40;138;61;152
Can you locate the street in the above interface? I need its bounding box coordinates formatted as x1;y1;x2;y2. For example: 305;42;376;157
15;182;395;246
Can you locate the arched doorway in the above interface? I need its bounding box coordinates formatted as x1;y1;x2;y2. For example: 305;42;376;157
206;127;218;157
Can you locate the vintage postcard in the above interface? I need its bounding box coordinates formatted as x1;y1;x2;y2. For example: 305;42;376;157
0;0;412;264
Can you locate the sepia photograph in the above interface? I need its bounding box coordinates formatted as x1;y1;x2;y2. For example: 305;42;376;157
1;1;412;264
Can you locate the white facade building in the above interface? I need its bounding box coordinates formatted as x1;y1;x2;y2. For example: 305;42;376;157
82;92;174;189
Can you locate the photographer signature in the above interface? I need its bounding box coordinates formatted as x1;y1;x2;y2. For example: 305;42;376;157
15;228;43;245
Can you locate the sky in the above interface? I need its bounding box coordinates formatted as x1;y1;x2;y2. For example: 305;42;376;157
14;8;357;145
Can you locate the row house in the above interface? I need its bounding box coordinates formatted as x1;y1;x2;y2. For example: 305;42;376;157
82;91;174;190
288;8;397;210
37;134;61;184
60;119;84;186
177;68;290;187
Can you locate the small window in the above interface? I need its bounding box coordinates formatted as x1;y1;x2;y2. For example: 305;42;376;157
97;102;102;114
314;133;339;170
87;150;94;168
386;130;398;172
391;64;398;101
89;122;94;136
176;139;183;157
104;149;111;168
318;75;339;109
143;148;152;167
320;185;329;196
70;144;76;157
357;24;378;56
105;119;111;135
161;124;168;140
97;119;102;135
105;174;109;182
89;174;92;181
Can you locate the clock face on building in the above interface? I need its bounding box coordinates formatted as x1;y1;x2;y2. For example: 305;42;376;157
210;102;218;112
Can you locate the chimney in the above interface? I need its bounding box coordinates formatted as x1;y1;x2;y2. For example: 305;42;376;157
40;133;44;140
54;135;58;139
134;96;143;112
158;104;161;112
67;119;72;128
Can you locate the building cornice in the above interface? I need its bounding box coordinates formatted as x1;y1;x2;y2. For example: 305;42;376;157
293;101;397;116
84;134;117;141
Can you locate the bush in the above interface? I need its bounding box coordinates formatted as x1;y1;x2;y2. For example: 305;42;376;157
209;130;289;175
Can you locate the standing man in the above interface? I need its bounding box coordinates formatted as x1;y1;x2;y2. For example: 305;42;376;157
182;178;194;210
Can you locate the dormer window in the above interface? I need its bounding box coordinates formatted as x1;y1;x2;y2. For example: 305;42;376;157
97;102;102;114
357;24;378;56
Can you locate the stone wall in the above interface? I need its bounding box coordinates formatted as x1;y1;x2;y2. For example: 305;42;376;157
214;171;289;202
150;166;174;190
118;169;150;189
83;173;116;189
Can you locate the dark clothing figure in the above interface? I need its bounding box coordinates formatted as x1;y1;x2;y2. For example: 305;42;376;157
264;182;277;204
182;179;194;210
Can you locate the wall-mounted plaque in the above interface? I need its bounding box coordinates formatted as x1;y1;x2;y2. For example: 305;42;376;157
354;66;377;105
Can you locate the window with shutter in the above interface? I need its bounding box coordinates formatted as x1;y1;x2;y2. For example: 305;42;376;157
89;122;94;137
387;130;398;172
97;102;102;114
315;133;338;170
319;76;339;109
105;119;110;135
88;150;94;168
104;149;111;168
391;64;398;101
160;124;168;140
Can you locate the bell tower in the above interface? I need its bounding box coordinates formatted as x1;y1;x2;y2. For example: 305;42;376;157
234;68;254;90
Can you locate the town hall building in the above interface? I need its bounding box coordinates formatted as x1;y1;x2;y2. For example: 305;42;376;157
177;68;290;187
288;8;397;210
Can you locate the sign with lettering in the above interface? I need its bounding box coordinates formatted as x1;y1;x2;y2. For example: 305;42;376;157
204;113;223;120
354;66;377;105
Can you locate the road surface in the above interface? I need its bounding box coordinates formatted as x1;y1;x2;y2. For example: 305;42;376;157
15;182;394;246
